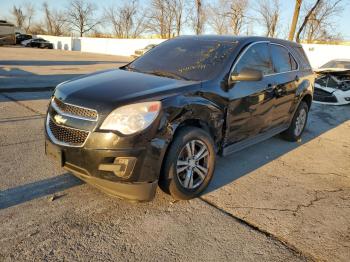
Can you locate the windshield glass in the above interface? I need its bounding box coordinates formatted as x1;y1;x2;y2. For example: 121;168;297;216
321;60;350;69
127;38;237;81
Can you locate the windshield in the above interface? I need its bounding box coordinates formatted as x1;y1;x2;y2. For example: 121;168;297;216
321;60;350;69
127;38;237;81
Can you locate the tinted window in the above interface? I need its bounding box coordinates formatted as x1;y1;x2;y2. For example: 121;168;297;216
128;38;238;81
234;43;273;75
290;54;298;70
292;46;311;70
270;44;292;73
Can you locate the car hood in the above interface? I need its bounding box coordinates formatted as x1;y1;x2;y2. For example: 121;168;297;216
54;69;197;114
315;68;350;73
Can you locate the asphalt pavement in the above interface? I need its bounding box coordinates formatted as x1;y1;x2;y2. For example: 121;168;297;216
0;46;349;261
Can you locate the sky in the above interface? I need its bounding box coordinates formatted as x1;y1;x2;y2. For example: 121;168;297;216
1;0;350;40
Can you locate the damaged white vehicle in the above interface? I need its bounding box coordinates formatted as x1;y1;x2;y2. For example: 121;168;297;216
314;59;350;105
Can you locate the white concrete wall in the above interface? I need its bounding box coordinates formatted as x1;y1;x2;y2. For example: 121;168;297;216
37;35;165;56
302;44;350;69
37;35;350;68
79;37;165;56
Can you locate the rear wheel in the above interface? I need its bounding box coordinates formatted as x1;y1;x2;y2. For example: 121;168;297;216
281;101;309;142
159;127;216;200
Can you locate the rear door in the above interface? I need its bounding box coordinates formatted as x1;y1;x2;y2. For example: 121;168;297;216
269;43;300;127
226;42;276;143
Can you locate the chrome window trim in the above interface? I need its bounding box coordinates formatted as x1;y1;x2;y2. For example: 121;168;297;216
51;97;98;122
229;41;301;82
46;114;90;148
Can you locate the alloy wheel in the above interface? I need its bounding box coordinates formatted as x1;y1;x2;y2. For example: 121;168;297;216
176;139;210;189
294;108;307;136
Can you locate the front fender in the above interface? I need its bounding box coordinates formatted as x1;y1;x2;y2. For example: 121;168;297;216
149;93;225;178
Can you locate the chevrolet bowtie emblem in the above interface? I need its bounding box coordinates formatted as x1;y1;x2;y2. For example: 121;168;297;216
54;114;67;125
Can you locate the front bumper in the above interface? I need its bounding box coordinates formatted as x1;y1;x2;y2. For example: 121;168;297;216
45;133;166;201
314;84;350;105
44;96;171;201
65;161;158;202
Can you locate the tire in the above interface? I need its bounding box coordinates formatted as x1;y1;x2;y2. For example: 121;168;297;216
281;101;309;142
159;127;216;200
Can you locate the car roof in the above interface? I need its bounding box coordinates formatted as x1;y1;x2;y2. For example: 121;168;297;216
176;35;301;48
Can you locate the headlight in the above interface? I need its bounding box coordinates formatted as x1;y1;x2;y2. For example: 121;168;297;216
100;101;161;135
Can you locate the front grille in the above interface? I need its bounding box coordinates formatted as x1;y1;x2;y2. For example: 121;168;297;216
313;88;338;103
48;117;89;146
53;97;97;120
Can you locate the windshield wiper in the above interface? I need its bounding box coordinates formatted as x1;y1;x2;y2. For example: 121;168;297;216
146;70;188;81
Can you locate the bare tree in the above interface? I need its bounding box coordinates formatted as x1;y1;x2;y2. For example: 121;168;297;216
23;3;35;33
192;0;205;35
29;23;46;35
105;0;146;38
147;0;175;38
43;2;67;36
207;1;229;35
296;0;343;43
255;0;280;37
227;0;249;35
208;0;248;35
11;3;35;33
171;0;188;36
66;0;100;37
11;6;25;29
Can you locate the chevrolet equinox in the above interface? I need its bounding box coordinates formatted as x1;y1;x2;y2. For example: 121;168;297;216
45;36;314;201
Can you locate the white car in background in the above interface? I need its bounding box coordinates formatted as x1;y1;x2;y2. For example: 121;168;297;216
131;44;157;58
314;59;350;105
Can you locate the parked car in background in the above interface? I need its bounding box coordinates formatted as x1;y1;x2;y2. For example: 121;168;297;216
45;36;314;202
314;59;350;105
132;44;157;58
16;34;32;45
23;38;54;49
0;20;15;45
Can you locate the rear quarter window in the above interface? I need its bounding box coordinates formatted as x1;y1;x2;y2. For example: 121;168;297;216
270;44;292;73
291;46;311;70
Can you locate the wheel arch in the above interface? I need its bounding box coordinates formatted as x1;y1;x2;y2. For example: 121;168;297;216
301;93;312;109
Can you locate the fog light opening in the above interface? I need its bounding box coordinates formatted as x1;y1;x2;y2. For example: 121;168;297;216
98;157;137;178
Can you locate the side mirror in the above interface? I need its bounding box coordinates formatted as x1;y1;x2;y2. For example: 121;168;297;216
230;67;263;83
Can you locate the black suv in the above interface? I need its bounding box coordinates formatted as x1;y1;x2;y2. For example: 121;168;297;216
45;36;314;201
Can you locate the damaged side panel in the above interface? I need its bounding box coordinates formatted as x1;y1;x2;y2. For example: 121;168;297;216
159;92;226;150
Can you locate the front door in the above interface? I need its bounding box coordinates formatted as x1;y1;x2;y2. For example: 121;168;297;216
226;42;276;144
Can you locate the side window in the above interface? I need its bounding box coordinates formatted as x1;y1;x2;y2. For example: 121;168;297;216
290;54;298;70
270;44;292;73
234;43;273;76
293;46;311;70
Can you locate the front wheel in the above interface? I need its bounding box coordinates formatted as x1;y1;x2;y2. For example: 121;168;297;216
281;101;309;142
159;127;216;200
